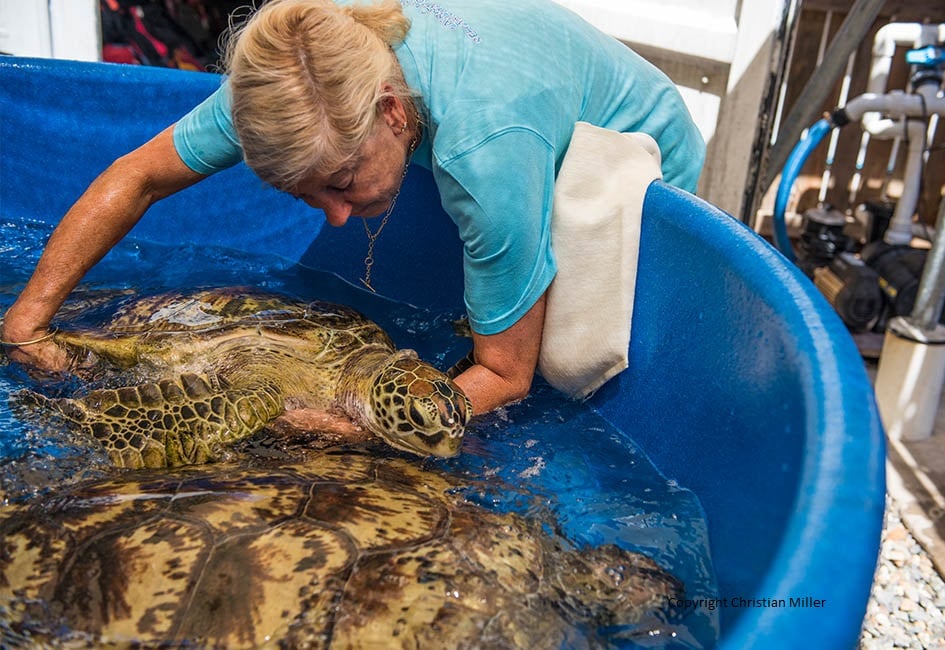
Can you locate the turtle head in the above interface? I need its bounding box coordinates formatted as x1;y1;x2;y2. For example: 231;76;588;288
368;350;471;458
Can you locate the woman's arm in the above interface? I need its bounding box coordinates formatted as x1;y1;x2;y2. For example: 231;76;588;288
451;291;546;415
1;126;206;370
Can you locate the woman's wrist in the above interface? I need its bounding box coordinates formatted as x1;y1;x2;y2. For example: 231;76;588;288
1;302;54;347
0;328;58;348
0;308;69;371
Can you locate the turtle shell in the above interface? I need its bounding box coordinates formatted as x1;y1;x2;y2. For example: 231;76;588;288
106;288;346;332
27;287;468;466
54;287;397;372
0;448;682;648
94;287;394;349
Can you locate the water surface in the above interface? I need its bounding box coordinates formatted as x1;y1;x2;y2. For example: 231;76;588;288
0;217;720;648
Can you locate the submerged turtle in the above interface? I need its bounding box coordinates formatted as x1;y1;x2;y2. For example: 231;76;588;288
0;448;683;648
19;288;470;468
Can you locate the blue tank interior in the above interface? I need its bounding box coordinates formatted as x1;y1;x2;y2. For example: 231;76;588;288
0;58;885;648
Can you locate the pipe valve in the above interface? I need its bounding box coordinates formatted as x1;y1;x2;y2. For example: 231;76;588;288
904;44;945;68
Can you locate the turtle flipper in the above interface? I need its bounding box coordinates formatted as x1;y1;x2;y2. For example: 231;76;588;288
15;374;284;469
549;543;684;627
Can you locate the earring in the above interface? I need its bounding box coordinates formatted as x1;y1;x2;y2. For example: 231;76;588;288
399;119;408;135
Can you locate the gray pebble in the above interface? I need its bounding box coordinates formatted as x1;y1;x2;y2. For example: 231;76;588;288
859;498;945;649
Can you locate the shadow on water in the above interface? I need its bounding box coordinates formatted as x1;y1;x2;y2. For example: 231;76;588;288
0;217;720;648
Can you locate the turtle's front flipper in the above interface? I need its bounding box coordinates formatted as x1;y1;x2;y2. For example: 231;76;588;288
549;543;684;628
16;373;284;469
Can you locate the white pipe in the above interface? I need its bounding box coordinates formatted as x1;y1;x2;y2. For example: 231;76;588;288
863;23;945;137
843;90;945;125
837;22;945;242
868;23;943;94
885;118;927;245
840;85;945;245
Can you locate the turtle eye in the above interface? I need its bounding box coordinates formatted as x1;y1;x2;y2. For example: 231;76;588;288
407;403;429;428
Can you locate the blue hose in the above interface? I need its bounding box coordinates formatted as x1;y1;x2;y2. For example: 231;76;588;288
772;118;834;263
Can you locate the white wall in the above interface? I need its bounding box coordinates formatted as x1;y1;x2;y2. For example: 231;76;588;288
556;0;741;146
556;0;791;215
0;0;99;61
557;0;740;66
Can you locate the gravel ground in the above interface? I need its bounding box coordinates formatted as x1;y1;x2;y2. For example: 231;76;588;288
859;498;945;649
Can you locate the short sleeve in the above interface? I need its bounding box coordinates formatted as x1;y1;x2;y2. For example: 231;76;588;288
172;80;243;175
433;128;557;335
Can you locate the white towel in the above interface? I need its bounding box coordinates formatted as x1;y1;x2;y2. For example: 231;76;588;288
537;121;662;399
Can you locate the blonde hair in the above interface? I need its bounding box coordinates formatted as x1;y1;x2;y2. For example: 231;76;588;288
223;0;412;191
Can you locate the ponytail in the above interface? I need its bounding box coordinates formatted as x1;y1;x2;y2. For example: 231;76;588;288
344;0;410;46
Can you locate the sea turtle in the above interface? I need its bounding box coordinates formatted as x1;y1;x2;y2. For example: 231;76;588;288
18;287;470;468
0;447;684;648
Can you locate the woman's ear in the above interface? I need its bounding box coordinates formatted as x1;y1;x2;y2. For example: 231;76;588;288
379;87;408;132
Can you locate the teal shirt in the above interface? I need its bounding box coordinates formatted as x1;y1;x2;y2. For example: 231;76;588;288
173;0;705;335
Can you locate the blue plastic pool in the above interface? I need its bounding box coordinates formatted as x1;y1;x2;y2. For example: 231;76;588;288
0;58;885;648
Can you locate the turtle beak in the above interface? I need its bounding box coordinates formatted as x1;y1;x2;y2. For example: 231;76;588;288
422;382;469;457
388;426;464;459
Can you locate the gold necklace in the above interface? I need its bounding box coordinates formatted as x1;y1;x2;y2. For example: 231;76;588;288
359;117;421;292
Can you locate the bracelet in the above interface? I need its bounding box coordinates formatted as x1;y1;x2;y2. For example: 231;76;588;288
0;328;59;347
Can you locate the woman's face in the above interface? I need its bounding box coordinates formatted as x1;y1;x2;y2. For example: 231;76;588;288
291;119;408;227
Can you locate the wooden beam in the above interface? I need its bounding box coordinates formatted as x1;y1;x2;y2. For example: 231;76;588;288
802;0;945;22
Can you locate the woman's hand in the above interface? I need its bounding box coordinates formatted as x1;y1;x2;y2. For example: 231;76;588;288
0;321;71;372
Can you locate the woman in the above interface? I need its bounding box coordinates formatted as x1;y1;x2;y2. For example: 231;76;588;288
1;0;704;416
